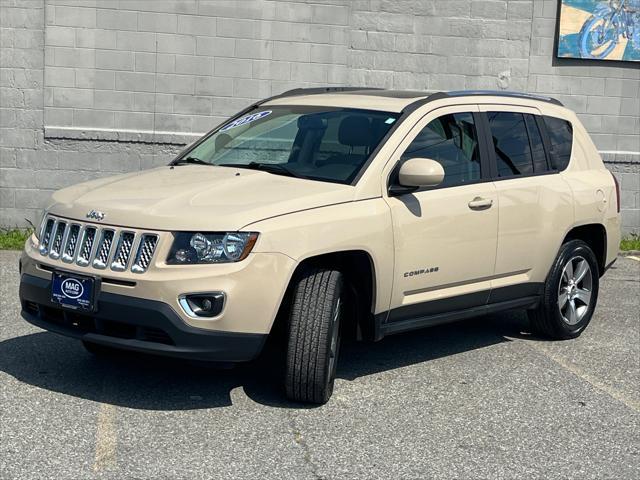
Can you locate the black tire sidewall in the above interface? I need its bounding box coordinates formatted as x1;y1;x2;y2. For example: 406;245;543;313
545;240;599;338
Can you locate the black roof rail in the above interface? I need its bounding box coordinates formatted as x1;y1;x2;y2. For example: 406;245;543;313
426;90;564;106
277;86;384;98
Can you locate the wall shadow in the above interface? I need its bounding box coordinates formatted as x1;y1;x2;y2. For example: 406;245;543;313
0;310;529;411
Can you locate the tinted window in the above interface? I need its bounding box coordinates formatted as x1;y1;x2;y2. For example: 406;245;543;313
487;112;534;177
524;114;549;172
185;106;400;185
401;112;480;187
543;116;573;171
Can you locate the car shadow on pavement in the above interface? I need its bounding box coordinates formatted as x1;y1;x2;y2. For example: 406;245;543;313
0;311;528;410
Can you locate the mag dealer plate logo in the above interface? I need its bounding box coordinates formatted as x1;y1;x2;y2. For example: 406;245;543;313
51;272;95;311
61;278;83;299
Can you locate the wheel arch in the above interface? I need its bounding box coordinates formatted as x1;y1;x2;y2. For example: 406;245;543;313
274;249;378;341
562;223;607;275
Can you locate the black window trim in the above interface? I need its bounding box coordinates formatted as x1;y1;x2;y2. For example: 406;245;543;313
387;111;493;196
479;111;562;182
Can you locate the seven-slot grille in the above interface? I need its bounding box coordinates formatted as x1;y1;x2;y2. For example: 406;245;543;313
38;215;159;274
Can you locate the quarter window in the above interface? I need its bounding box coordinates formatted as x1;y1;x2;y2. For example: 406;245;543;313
487;112;534;177
543;116;573;171
401;112;481;187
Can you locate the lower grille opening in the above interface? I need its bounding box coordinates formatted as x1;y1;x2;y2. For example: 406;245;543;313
141;327;174;345
25;303;175;346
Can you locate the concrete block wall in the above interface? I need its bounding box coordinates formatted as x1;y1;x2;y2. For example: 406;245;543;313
1;0;638;233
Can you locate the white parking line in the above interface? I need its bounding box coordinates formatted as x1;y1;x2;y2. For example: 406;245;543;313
527;342;639;413
626;256;640;262
93;403;117;472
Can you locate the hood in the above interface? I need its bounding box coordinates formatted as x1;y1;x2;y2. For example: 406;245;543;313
49;165;356;231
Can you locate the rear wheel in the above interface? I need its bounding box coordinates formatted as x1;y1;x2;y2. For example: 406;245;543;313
285;268;343;404
528;240;599;339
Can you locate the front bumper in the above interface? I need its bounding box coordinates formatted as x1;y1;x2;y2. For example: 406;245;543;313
20;273;267;362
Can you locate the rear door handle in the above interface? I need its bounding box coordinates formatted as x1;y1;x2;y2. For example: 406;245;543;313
468;197;493;211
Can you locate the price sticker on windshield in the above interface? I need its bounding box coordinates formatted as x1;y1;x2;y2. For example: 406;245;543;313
221;110;272;132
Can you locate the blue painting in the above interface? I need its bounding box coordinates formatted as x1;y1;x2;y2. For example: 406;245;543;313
557;0;640;62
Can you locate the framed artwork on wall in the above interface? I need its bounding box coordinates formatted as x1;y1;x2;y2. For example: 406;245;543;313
557;0;640;61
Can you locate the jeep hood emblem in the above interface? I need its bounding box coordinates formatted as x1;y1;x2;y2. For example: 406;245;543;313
86;210;105;221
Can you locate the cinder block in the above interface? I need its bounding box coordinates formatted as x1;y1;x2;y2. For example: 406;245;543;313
155;73;195;94
432;0;471;17
53;47;94;68
14;188;54;208
156;33;195;55
96;9;137;31
0;167;36;188
44;66;75;87
73;108;115;129
94;90;133;111
116;31;157;53
310;44;346;64
508;1;533;19
177;14;215;36
0;188;15;208
196;36;235;57
114;111;155;131
195;76;233;96
54;5;96;28
310;4;348;26
133;92;174;113
46;25;75;47
96;50;134;70
75;28;116;49
471;1;507;20
52;87;93;108
273;41;310;62
252;60;290;81
235;39;272;59
138;12;178;33
44;107;73;127
291;63;328;83
233;78;270;99
115;71;157;93
173;95;212;115
216;18;258;39
75;68;115;89
214;57;252;78
175;55;212;76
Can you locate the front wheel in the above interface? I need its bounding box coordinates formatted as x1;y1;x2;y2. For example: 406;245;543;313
285;268;344;404
528;240;599;339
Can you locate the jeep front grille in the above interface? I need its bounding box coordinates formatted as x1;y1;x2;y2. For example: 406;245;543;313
38;215;160;274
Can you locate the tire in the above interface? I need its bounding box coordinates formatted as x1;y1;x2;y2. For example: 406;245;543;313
285;268;344;404
82;340;116;356
528;240;599;340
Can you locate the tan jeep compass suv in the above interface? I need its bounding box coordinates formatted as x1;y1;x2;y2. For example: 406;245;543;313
19;88;621;404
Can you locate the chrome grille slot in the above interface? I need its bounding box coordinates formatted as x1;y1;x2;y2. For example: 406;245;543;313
49;221;67;259
111;232;136;271
77;227;97;266
93;229;115;270
39;218;56;256
37;215;159;274
131;234;158;273
62;224;81;263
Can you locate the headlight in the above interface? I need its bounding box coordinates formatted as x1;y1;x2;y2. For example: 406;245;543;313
167;232;259;264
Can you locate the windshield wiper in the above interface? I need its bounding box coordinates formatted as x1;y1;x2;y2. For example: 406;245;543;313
173;156;212;166
218;162;302;178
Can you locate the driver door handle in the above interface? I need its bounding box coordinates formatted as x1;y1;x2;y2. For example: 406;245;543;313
468;197;493;211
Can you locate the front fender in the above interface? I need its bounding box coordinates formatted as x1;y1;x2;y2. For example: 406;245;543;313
244;199;394;315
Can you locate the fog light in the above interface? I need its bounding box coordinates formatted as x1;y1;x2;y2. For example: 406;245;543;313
178;292;225;318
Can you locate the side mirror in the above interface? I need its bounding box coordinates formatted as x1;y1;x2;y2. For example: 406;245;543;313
398;158;445;188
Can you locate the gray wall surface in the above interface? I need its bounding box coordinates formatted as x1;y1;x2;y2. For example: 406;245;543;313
1;0;639;233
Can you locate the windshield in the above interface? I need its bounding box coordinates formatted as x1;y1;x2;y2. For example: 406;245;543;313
179;106;400;184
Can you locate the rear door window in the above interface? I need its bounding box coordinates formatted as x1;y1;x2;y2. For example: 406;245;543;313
543;116;573;171
486;112;534;177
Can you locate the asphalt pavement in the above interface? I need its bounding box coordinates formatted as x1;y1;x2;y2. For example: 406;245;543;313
1;250;638;479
